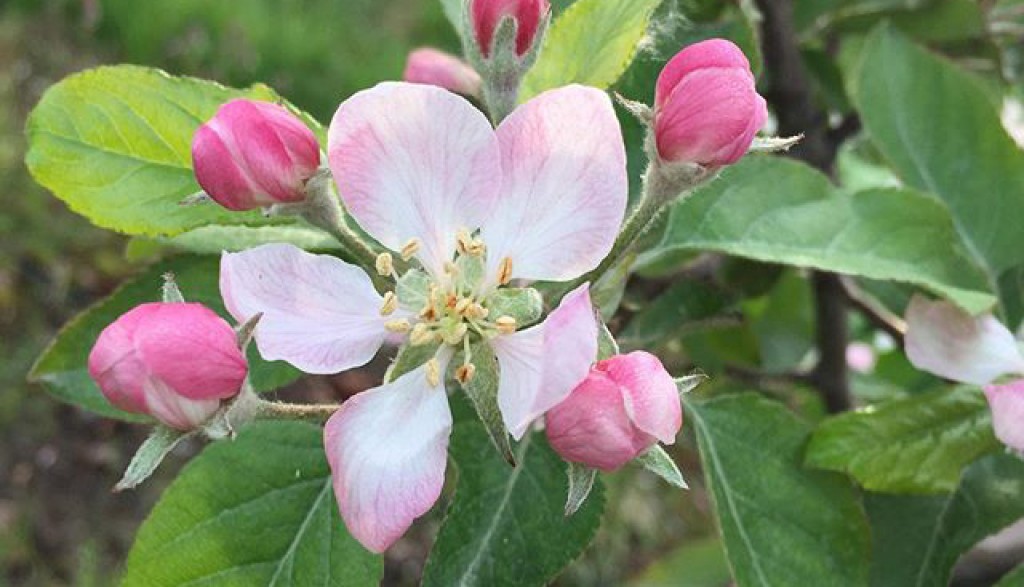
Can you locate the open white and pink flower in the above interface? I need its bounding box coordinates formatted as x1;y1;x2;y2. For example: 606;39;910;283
905;295;1024;453
219;81;627;552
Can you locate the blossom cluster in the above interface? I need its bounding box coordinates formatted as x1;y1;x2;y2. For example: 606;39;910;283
86;0;770;554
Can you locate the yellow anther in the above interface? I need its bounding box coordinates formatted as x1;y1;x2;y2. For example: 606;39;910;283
410;323;434;346
384;318;411;333
495;315;517;334
456;229;486;257
379;291;398;316
426;358;441;387
419;304;438;322
375;252;394;277
443;323;469;346
497;256;513;286
444;260;459;275
400;238;421;261
456;363;477;385
454;297;472;315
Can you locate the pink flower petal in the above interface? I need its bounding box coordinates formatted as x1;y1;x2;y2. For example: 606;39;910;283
905;295;1024;385
141;376;222;430
482;86;627;283
598;351;681;444
491;283;598;439
134;303;247;401
403;48;482;97
220;244;392;374
328;82;501;276
655;39;753;109
984;380;1024;452
88;305;154;414
545;369;653;471
324;363;452;553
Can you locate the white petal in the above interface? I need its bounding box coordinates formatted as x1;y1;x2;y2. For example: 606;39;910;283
482;85;627;283
905;295;1024;385
219;243;393;374
324;362;452;553
491;284;598;439
328;82;502;276
142;376;220;430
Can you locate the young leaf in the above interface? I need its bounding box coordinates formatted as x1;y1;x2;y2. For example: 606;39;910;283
851;26;1024;279
565;461;598;516
520;0;663;100
115;426;192;491
652;156;996;314
24;65;317;236
122;421;382;586
867;454;1024;587
684;393;870;586
29;256;301;421
806;386;1000;494
458;342;515;465
636;445;687;489
422;397;604;586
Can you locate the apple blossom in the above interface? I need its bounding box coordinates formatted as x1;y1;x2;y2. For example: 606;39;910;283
403;47;482;97
87;302;248;430
653;39;767;167
470;0;549;58
905;295;1024;452
546;352;682;472
191;99;321;211
219;81;626;551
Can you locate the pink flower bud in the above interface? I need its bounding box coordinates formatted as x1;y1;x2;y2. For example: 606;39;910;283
87;302;248;430
846;342;877;374
470;0;549;58
545;351;682;472
653;39;767;167
191;99;321;211
984;381;1024;453
403;48;482;97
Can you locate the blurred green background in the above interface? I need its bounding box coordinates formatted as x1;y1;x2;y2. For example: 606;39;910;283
0;1;723;585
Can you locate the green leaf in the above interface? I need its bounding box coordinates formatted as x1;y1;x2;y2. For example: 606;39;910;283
564;461;597;516
25;65;314;236
458;342;515;465
747;270;814;374
422;398;605;586
115;426;192;491
867;454;1024;587
520;0;662;100
122;421;382;586
806;386;1000;494
636;445;687;489
29;256;301;421
629;536;732;587
618;280;739;351
684;393;870;587
996;562;1024;587
653;156;996;314
851;26;1024;279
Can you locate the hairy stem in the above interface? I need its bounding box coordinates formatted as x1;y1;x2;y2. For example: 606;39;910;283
253;400;341;423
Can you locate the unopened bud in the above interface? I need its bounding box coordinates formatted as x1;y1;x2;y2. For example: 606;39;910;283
380;291;398;316
426;358;441;387
497;256;513;286
375;252;394;276
401;238;421;261
385;319;411;333
495;315;517;334
191;99;320;211
456;363;477;385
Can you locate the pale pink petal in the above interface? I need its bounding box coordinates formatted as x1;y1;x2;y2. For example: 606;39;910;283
324;363;452;553
984;380;1024;452
220;244;393;374
142;376;221;430
905;295;1024;385
403;48;482;97
491;283;598;439
328;82;501;276
600;351;681;444
481;85;627;283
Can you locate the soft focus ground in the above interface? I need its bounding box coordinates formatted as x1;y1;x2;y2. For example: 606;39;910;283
0;1;721;585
